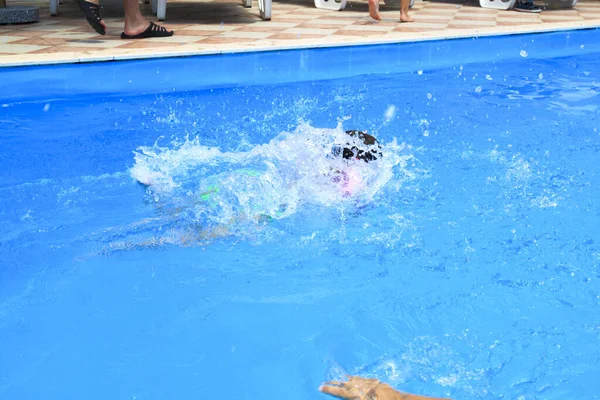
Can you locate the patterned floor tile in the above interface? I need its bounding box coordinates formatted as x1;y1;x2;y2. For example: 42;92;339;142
217;29;276;37
1;35;30;43
283;26;339;34
0;43;49;53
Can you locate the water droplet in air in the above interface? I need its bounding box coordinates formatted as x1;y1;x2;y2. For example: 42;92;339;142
417;70;423;75
475;86;482;93
384;105;397;121
580;44;584;49
43;104;50;112
427;93;432;99
538;73;543;79
486;74;492;81
520;50;528;58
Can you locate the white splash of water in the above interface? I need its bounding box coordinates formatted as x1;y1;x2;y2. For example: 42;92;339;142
384;105;398;122
130;122;413;230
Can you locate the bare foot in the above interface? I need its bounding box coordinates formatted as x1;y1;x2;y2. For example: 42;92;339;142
76;0;108;34
92;2;109;33
123;18;152;37
368;0;382;21
400;12;415;22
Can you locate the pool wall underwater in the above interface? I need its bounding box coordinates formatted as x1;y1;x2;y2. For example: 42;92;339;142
1;28;600;103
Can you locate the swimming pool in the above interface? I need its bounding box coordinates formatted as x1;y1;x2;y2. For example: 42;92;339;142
1;28;600;400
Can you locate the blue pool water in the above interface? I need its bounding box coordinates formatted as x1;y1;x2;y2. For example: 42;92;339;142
1;30;600;400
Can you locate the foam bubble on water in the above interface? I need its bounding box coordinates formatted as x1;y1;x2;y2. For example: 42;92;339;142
417;70;423;75
531;195;559;208
20;209;33;221
520;50;528;58
43;104;50;112
475;86;482;93
463;147;566;211
485;75;493;81
427;93;433;99
371;359;406;383
130;122;413;232
505;157;532;182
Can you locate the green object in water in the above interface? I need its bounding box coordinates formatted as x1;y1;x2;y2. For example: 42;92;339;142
238;168;261;177
200;185;219;201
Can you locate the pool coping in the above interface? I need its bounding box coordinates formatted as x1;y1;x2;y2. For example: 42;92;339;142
1;19;599;68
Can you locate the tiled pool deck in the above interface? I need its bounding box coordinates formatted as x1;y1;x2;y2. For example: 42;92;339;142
1;0;599;66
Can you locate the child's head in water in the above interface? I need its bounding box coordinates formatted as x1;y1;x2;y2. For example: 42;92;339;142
338;130;382;163
332;130;382;195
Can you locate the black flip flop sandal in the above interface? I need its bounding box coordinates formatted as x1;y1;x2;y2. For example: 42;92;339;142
74;0;106;35
121;22;174;39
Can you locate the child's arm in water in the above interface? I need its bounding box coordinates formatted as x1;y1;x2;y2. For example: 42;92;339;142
320;376;450;400
98;212;272;255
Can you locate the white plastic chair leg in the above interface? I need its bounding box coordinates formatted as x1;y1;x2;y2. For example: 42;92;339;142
157;0;166;20
258;0;271;19
151;0;157;15
242;0;252;8
479;0;516;10
50;0;58;16
314;0;347;11
544;0;577;8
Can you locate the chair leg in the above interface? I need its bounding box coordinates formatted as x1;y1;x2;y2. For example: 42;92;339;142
50;0;58;16
314;0;347;10
157;0;166;20
151;0;157;15
258;0;271;19
242;0;252;8
479;0;516;9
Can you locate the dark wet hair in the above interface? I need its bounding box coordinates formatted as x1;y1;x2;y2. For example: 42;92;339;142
338;130;382;162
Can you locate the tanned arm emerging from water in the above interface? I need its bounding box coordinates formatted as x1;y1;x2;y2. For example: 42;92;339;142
320;376;450;400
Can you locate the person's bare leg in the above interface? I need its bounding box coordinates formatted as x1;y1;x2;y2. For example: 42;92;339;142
400;0;414;22
122;0;150;36
368;0;382;21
